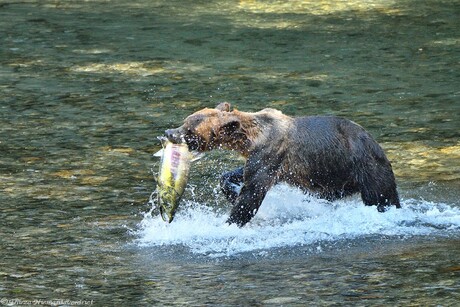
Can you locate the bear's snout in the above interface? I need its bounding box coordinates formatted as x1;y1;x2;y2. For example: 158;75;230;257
165;128;184;144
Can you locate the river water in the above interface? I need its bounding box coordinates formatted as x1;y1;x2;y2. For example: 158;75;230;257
1;0;459;306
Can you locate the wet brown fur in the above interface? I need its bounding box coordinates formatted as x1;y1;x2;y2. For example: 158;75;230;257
165;102;400;227
171;102;291;158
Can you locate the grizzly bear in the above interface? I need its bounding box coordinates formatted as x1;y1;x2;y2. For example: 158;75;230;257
165;102;400;227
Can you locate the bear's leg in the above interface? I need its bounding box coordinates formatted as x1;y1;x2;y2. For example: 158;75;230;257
351;132;401;212
227;181;271;227
226;155;279;227
358;163;401;212
220;167;244;204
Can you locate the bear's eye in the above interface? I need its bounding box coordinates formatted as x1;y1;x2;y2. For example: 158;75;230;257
186;114;205;128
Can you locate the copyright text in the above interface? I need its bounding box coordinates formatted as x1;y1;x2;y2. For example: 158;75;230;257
0;298;94;306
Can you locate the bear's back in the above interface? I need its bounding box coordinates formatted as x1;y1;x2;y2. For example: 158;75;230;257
291;116;365;146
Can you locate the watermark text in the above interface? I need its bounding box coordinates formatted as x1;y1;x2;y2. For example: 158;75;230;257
0;298;94;306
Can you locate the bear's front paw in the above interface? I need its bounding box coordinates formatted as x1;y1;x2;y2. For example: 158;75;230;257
226;215;249;228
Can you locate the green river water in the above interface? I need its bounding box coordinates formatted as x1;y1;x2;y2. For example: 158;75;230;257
1;0;459;306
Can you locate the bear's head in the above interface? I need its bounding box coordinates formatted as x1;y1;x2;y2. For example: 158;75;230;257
165;102;252;155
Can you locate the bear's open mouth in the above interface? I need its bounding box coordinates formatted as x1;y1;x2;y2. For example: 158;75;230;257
165;128;209;151
184;134;206;151
164;128;185;144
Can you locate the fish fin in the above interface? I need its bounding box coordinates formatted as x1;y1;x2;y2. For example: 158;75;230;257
153;136;168;157
153;148;163;157
191;152;205;162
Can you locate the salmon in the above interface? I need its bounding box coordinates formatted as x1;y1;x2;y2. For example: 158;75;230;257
155;138;193;222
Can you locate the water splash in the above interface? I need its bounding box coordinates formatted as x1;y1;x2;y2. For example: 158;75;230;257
135;184;460;257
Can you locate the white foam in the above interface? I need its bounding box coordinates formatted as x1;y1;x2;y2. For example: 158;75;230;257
135;184;460;257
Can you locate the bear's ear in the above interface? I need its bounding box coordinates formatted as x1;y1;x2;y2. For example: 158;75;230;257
216;102;231;112
218;119;241;136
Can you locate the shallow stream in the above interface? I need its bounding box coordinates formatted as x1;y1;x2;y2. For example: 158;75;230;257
1;0;459;305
